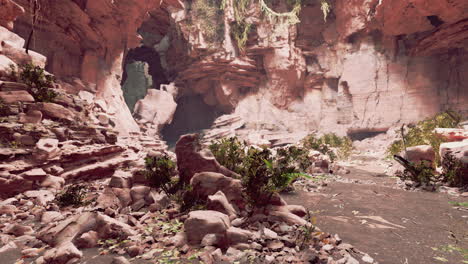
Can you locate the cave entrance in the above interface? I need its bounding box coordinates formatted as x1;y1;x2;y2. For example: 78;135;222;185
161;94;224;146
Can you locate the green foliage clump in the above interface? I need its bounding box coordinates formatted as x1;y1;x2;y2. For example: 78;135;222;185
394;160;435;185
144;154;177;196
10;63;57;102
440;152;466;187
387;111;462;164
209;137;246;174
55;185;90;208
230;0;253;51
191;0;225;43
209;137;310;208
0;99;9;116
302;133;353;161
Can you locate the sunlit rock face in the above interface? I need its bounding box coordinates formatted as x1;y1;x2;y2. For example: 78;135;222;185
12;0;164;134
8;0;468;137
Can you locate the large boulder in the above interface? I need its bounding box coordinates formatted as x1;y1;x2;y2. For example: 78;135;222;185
402;145;435;164
207;191;238;219
434;128;468;142
33;138;60;161
43;242;83;264
133;86;177;130
0;90;34;103
190;172;243;207
184;210;230;245
175;134;239;184
439;141;468;182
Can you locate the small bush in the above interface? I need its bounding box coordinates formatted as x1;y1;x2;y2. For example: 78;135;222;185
10;63;57;102
144;154;177;196
209;137;245;175
55;184;90;207
387;111;461;164
394;160;435;185
302;133;353;161
441;152;466;187
209;137;310;208
190;0;225;43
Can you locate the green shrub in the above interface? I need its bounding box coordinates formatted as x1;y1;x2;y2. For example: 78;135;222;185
209;137;310;208
55;184;90;208
441;152;466;187
302;133;353;161
209;137;245;174
394;160;435;185
0;99;9;116
10;63;57;102
387;111;462;164
190;0;225;43
144;154;177;196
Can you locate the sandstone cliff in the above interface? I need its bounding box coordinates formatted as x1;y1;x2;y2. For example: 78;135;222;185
3;0;468;140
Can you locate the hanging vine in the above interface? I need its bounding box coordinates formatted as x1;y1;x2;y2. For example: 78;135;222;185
260;0;302;25
25;0;42;54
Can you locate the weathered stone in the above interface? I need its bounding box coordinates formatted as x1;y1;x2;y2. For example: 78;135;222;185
5;224;33;236
130;185;151;203
41;211;64;223
207;191;237;219
43;242;83;264
96;213;137;239
176;134;239;184
33;138;60;161
112;256;131;264
0;204;16;215
21;168;47;181
75;231;99;249
226;227;252;245
18;110;42;124
40;175;65;189
184;210;231;245
402;145;435;164
109;171;133;188
33;103;76;122
0;90;34;103
190;172;243;207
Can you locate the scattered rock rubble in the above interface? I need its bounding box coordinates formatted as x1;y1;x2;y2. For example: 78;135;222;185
0;83;374;262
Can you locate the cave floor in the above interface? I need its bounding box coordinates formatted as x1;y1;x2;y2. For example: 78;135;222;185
283;166;468;264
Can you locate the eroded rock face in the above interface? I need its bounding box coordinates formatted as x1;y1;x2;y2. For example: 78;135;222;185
12;0;167;134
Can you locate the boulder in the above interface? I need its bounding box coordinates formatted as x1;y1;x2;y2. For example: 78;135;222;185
184;210;231;245
175;134;239;184
130;185;151;203
207;191;238;219
33;138;60;161
43;242;83;264
5;224;33;236
109;170;133;188
32;103;76;122
439;141;468;181
40;175;65;190
226;227;253;245
402;145;435;164
434;128;468;142
133;89;177;129
75;231;99;249
41;211;64;223
21;168;47;181
18;110;43;124
0;90;34;103
190;172;243;207
95;213;137;239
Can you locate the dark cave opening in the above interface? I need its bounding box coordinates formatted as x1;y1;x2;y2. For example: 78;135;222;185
347;130;387;141
161;94;224;146
426;15;444;27
121;46;169;89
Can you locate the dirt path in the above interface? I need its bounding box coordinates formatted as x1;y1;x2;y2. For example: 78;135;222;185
284;167;468;264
